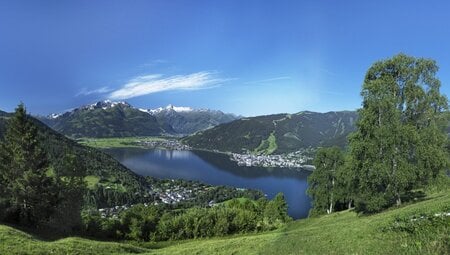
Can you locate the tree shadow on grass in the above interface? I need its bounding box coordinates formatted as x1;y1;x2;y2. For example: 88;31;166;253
400;190;428;204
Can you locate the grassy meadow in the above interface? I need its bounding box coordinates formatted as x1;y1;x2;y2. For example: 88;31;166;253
78;137;168;149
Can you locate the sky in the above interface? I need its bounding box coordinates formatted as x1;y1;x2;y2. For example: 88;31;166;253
1;0;450;116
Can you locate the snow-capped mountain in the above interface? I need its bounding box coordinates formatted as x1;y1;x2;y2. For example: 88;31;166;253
146;104;194;114
144;104;239;135
45;100;131;119
38;100;172;138
38;101;239;137
80;100;131;111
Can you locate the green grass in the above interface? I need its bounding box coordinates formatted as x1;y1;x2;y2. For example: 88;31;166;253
254;132;278;155
1;190;449;254
84;175;127;192
0;225;149;255
219;197;258;206
78;137;168;149
84;175;100;189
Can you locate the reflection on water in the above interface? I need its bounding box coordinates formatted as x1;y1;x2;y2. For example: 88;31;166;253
154;149;191;160
104;148;312;219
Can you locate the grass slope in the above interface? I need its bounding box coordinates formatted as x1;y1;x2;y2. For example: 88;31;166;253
0;225;149;255
253;132;278;155
1;190;448;255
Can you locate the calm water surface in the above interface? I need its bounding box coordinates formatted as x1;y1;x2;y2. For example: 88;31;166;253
105;148;312;219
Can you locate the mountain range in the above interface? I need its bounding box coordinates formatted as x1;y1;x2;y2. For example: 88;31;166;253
143;104;239;135
183;111;358;154
37;102;360;154
38;101;239;138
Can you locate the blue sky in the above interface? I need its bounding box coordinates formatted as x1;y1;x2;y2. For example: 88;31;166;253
1;0;450;116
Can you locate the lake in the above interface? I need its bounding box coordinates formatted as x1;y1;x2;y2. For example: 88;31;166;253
104;148;312;219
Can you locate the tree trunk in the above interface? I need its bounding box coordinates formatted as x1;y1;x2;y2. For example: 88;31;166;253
348;199;352;209
328;178;335;214
396;193;401;206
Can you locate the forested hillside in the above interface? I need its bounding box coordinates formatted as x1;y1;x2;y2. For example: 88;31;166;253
0;110;151;208
183;111;357;154
1;109;260;209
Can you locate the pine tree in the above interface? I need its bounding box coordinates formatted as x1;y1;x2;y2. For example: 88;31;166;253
0;104;59;226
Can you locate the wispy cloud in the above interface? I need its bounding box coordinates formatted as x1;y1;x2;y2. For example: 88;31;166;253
108;72;223;100
76;86;112;97
244;76;291;85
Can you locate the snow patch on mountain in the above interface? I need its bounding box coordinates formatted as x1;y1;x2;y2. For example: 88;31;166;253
45;101;235;122
49;113;62;119
148;104;194;114
82;100;130;111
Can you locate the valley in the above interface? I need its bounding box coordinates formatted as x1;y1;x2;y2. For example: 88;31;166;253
0;111;264;211
78;136;190;150
104;148;312;219
65;103;359;171
2;2;450;254
78;136;314;169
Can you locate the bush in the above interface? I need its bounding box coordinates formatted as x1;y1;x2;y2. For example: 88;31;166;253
82;195;292;242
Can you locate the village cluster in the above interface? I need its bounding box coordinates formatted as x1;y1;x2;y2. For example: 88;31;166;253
98;180;213;218
230;150;314;168
137;139;191;150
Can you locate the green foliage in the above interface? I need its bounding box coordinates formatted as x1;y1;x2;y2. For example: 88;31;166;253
263;193;290;225
49;152;87;234
82;195;291;242
121;204;161;241
0;104;89;234
153;196;289;241
183;111;357;154
306;54;450;217
348;54;449;213
0;104;60;226
307;147;345;215
0;107;156;209
1;189;449;255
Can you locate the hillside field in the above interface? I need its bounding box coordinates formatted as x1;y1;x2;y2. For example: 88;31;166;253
1;189;448;255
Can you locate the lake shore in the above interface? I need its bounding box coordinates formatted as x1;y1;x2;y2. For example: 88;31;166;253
78;136;316;170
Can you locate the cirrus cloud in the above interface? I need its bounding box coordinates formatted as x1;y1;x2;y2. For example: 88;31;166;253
108;71;223;100
76;86;113;97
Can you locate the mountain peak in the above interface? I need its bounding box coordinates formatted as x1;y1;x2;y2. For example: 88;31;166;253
81;100;131;111
41;102;239;136
148;104;194;114
166;104;193;112
45;100;131;119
